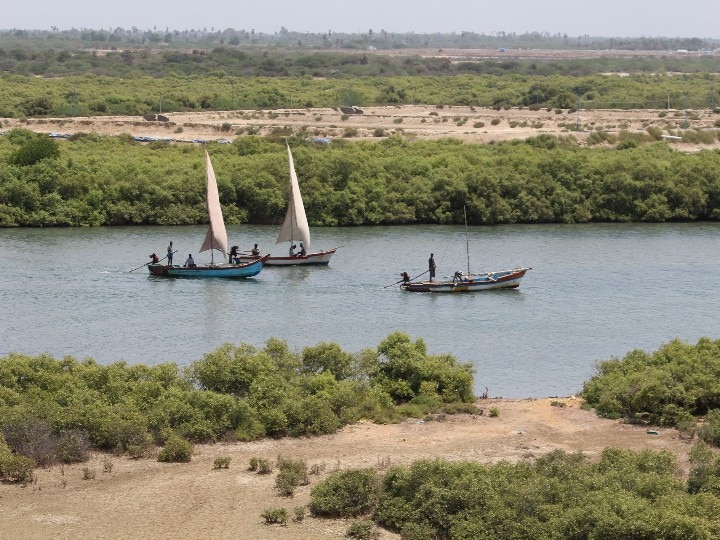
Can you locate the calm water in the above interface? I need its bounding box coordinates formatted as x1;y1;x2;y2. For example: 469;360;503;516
1;223;719;398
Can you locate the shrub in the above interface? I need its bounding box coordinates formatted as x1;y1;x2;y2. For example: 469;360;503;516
473;121;485;128
157;435;193;463
56;430;91;463
293;506;306;522
276;456;309;497
698;409;720;447
310;469;378;517
488;406;499;417
213;456;231;469
346;520;377;539
0;452;35;484
82;467;96;480
490;118;501;126
261;507;288;525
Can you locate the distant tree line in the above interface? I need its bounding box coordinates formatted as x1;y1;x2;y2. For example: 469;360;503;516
1;27;716;52
1;44;720;81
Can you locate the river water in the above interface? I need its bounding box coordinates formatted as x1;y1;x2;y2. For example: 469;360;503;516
1;223;718;398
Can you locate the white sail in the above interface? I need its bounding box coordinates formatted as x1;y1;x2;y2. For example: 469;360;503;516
199;151;228;258
276;144;311;250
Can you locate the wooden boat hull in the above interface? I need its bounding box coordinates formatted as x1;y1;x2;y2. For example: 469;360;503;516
148;256;268;278
236;249;336;267
401;267;531;293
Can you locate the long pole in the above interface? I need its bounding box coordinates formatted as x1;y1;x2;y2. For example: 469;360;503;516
129;250;176;272
464;205;470;277
384;270;429;288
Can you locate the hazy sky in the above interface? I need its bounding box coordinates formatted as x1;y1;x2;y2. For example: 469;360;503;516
4;0;719;39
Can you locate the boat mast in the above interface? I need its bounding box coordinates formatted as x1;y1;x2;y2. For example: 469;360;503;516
464;205;470;277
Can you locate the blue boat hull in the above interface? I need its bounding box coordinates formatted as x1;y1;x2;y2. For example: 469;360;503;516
148;256;267;278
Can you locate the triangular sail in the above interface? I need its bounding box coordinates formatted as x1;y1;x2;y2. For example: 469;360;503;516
276;144;311;250
199;151;228;259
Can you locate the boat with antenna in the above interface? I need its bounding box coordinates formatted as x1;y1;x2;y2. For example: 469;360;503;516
237;143;338;266
149;151;268;278
400;206;530;293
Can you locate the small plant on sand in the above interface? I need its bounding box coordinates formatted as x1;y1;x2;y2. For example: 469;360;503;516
489;406;500;417
213;456;231;469
261;507;288;525
490;118;501;126
550;400;567;408
102;457;113;473
249;457;273;474
82;467;96;480
293;506;306;522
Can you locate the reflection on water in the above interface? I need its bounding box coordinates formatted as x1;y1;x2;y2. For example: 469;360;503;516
2;223;720;398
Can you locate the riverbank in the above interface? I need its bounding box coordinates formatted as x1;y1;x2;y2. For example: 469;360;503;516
0;397;694;539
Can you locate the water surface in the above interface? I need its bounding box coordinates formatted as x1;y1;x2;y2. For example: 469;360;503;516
1;223;718;398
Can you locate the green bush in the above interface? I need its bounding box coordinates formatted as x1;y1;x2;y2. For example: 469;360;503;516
346;519;377;539
582;337;720;435
261;507;288;525
213;456;231;469
275;456;309;497
310;469;378;517
157;435;193;463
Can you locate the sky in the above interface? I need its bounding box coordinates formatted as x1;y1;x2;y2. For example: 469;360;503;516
3;0;719;39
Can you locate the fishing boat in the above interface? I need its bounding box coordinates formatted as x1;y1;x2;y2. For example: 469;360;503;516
400;267;531;293
149;151;268;278
400;207;531;293
237;144;337;266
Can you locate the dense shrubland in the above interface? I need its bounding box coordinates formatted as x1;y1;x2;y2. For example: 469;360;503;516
2;130;720;227
1;71;719;116
0;332;474;481
583;337;720;445
308;449;720;538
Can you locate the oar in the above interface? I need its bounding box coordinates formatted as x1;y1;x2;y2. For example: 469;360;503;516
129;250;177;272
384;270;428;288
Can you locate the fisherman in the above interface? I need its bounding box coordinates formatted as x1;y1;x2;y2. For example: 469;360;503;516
289;244;297;257
167;241;174;265
251;243;260;257
149;253;159;264
298;242;306;257
229;246;239;263
184;254;196;267
401;271;410;284
428;253;436;282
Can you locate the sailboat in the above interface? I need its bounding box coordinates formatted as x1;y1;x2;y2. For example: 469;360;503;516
148;151;268;278
400;207;531;293
237;143;337;266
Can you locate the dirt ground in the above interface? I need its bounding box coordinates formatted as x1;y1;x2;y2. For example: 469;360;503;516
9;104;720;151
0;397;696;539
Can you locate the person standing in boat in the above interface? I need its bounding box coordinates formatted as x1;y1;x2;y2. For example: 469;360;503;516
228;246;239;263
167;241;174;265
428;253;436;282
